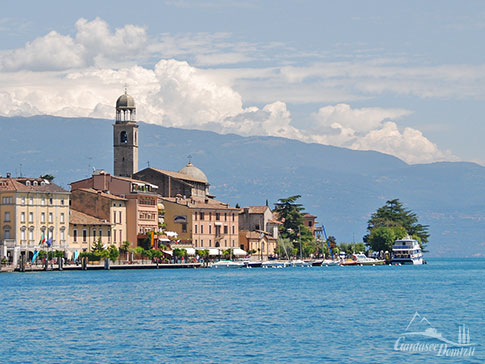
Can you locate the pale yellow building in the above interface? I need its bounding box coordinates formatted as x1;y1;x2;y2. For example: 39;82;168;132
69;188;127;252
0;176;70;265
162;195;240;249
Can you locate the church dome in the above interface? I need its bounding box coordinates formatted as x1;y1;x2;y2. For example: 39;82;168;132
178;162;208;183
116;91;136;110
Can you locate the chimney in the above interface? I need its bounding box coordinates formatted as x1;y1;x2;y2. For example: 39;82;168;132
6;172;11;178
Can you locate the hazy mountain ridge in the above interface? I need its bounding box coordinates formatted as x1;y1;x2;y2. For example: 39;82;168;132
1;115;484;257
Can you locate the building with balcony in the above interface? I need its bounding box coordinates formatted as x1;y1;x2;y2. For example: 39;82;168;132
161;195;240;250
70;170;158;247
0;175;70;265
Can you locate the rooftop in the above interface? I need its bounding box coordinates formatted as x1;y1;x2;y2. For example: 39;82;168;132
0;177;68;194
161;196;238;211
70;209;111;225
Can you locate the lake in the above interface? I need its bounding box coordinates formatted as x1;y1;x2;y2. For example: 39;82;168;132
0;258;483;363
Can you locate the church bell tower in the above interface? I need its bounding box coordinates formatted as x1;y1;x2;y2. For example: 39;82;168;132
113;89;138;177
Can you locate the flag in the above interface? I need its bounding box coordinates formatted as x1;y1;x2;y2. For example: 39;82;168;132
46;233;53;248
32;250;39;263
73;250;79;261
39;233;46;245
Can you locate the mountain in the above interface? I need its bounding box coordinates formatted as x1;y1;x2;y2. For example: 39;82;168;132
1;115;484;257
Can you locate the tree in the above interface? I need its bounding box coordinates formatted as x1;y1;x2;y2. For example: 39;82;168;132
91;238;104;253
108;245;120;262
364;199;429;250
120;241;131;260
40;174;55;182
274;195;314;256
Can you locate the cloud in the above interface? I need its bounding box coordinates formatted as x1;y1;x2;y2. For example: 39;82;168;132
0;18;146;71
0;17;461;164
311;104;456;163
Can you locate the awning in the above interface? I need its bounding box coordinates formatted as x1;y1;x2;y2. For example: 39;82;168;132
208;248;220;256
185;248;196;255
162;250;173;256
232;248;247;256
166;231;178;238
159;238;171;242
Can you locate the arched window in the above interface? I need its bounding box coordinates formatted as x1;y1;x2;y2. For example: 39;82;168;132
120;131;128;144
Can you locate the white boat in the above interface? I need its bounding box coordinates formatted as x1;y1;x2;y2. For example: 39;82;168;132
392;238;423;265
290;259;312;267
209;260;244;268
262;261;290;268
322;259;339;266
352;253;385;265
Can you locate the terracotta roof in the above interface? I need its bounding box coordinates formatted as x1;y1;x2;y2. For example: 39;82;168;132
161;196;238;211
151;168;208;184
244;206;270;214
75;188;127;201
113;175;158;187
0;178;68;193
268;219;283;225
70;209;110;225
303;213;317;219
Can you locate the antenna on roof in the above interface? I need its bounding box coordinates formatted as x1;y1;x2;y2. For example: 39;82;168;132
124;83;128;94
147;161;150;168
187;154;192;163
19;164;23;178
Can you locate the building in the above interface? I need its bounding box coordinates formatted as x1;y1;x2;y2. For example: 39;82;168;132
239;230;277;259
69;188;127;252
113;89;138;178
70;171;158;247
239;205;280;239
69;209;112;255
134;162;211;198
0;175;70;265
303;213;318;237
161;195;240;249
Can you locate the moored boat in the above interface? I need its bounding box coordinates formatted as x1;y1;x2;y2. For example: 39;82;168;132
209;260;244;268
352;253;385;265
392;237;423;265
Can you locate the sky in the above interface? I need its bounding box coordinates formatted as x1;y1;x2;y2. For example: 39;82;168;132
1;0;484;165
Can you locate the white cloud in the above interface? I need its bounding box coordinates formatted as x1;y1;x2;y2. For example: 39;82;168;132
0;17;463;164
311;104;456;163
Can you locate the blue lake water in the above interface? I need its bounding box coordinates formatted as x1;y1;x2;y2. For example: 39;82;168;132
0;258;483;363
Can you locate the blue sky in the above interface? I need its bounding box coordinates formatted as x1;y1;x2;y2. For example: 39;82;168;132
1;0;484;164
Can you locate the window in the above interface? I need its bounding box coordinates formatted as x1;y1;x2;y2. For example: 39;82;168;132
93;229;96;240
224;240;227;247
224;213;227;221
82;229;87;242
201;239;204;247
201;225;204;234
73;229;77;242
60;230;65;241
200;212;204;220
2;196;13;204
232;225;235;234
182;223;187;233
61;199;64;205
21;229;26;241
60;213;65;223
255;224;260;230
49;198;53;205
309;221;313;227
209;239;212;247
232;213;235;221
224;226;228;234
41;197;45;205
21;197;26;205
29;229;34;241
48;212;53;223
4;212;10;222
29;212;34;223
21;212;25;223
120;131;128;144
195;225;198;234
119;230;122;242
99;229;102;238
119;211;122;223
216;213;220;221
29;197;33;205
108;229;111;241
194;212;197;221
113;229;117;242
209;225;212;234
41;212;45;223
4;228;10;239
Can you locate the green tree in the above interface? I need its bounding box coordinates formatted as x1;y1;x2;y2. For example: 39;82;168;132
366;226;407;253
120;241;131;259
91;238;104;253
364;199;429;249
40;174;55;182
274;195;314;256
108;245;120;262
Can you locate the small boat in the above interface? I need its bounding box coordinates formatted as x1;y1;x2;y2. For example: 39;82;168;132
340;259;357;266
392;238;424;265
352;253;385;265
243;261;263;268
210;260;244;268
290;259;312;267
322;259;339;266
262;261;290;268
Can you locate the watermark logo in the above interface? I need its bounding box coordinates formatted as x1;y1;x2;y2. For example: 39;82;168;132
394;312;476;357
